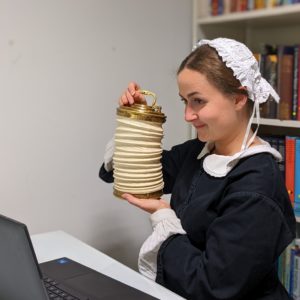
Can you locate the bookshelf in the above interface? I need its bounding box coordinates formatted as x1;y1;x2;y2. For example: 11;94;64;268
195;3;300;27
192;0;300;222
192;1;300;134
193;2;300;53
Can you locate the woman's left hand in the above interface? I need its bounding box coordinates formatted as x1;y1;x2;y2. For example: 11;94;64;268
122;193;171;214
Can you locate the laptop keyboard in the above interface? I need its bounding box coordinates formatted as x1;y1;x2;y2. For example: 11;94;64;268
43;277;79;300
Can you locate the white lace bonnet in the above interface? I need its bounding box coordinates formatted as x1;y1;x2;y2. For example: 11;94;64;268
194;37;280;151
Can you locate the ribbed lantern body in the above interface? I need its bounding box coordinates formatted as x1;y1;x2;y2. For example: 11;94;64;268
113;103;166;199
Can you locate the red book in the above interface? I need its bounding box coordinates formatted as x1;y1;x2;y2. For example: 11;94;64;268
298;45;300;121
211;0;219;15
285;136;296;205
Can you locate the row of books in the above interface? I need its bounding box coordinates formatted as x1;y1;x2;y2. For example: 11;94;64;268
278;239;300;299
210;0;300;16
255;44;300;121
262;135;300;216
263;135;300;297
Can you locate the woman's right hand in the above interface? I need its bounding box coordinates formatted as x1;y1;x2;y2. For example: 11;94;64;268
119;82;147;106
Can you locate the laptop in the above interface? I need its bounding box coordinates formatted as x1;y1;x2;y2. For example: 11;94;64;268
0;214;158;300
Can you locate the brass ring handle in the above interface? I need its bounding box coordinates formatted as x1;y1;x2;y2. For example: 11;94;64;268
138;89;157;107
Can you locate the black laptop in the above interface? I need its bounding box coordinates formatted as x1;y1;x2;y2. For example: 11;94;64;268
0;214;158;300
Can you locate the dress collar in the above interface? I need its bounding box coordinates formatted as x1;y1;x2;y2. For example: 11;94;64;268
197;138;282;177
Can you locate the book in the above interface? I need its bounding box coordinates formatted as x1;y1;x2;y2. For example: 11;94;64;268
211;0;220;16
284;242;293;293
285;136;296;205
293;246;300;299
277;45;294;120
290;240;300;296
223;0;231;14
255;0;266;9
262;54;278;118
292;45;299;120
294;138;300;216
236;0;248;11
298;44;300;121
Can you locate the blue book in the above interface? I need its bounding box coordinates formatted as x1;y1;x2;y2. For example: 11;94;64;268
294;138;300;217
289;246;296;295
291;240;300;297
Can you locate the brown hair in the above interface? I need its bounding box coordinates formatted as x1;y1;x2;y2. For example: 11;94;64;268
178;44;249;99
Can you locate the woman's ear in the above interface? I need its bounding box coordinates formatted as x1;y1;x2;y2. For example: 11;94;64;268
234;87;248;111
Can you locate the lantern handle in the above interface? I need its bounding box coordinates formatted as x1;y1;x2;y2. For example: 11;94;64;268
139;89;157;107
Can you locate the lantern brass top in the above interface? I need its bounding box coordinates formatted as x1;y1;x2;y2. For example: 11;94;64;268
116;89;166;123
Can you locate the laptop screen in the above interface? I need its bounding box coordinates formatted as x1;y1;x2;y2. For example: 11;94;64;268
0;214;49;300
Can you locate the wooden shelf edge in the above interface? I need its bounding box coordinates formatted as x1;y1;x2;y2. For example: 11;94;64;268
254;118;300;128
197;3;300;25
189;118;300;139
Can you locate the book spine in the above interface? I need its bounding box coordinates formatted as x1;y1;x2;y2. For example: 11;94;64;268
255;0;266;9
210;0;219;16
268;54;279;118
285;243;292;293
248;0;255;10
292;45;299;120
289;247;296;295
223;0;231;14
293;252;300;298
285;136;296;205
298;44;300;120
294;138;300;217
277;46;294;120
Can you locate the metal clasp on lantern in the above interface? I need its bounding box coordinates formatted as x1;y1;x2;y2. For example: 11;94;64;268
139;89;162;113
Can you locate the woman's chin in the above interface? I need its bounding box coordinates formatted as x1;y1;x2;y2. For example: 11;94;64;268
197;135;209;142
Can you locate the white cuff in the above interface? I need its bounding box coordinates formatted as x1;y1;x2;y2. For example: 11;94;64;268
138;208;186;281
150;208;178;228
104;137;115;172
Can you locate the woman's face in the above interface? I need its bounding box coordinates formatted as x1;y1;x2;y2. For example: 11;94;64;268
177;68;245;144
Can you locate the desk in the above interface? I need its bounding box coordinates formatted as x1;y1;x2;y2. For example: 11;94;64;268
31;231;184;300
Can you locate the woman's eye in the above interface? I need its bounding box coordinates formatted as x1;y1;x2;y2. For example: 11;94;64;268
192;98;204;105
180;98;187;105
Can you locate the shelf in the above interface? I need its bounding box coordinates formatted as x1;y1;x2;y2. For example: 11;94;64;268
254;118;300;128
190;118;300;139
297;216;300;223
197;3;300;28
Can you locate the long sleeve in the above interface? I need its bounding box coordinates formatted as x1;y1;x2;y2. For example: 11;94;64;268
138;208;186;281
156;192;295;300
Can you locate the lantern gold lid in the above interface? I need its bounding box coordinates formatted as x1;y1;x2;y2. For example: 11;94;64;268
116;90;166;124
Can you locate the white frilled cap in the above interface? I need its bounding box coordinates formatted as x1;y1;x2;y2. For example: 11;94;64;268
194;38;280;151
194;38;280;104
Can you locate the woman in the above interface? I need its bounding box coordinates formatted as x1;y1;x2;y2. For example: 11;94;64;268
99;38;296;300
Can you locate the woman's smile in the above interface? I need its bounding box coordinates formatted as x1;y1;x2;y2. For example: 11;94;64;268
194;123;206;129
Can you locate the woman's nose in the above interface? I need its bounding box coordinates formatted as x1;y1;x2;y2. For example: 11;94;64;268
184;104;197;122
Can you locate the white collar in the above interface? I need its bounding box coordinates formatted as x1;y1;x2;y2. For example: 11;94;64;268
197;138;282;178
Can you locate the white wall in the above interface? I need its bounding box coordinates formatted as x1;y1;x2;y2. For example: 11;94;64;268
0;0;192;269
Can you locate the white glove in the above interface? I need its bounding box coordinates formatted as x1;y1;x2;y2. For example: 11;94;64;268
104;137;115;172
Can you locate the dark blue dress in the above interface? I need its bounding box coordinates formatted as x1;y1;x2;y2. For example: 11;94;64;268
99;138;296;300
